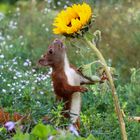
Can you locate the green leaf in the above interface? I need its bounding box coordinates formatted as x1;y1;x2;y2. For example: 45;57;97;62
84;31;95;42
86;134;98;140
78;61;101;82
0;127;6;133
13;133;31;140
31;124;57;139
31;123;48;138
79;63;92;78
0;127;4;132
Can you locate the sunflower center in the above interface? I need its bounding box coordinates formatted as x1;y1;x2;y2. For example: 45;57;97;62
67;16;80;27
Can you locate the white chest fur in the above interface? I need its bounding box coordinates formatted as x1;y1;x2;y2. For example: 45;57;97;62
64;54;81;123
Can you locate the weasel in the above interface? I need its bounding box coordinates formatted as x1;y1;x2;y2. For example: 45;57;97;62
38;39;96;129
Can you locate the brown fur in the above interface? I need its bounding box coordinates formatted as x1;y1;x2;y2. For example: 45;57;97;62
38;39;87;129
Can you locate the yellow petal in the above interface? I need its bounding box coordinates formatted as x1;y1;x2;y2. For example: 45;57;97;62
53;2;92;35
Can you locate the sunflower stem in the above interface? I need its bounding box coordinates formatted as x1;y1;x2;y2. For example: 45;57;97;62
84;36;127;140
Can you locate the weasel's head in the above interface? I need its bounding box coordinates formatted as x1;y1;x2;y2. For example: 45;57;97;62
38;39;66;67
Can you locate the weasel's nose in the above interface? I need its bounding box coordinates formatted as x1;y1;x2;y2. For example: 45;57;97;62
53;39;63;47
54;38;62;43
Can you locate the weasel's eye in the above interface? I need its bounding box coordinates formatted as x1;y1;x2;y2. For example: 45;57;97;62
49;49;53;54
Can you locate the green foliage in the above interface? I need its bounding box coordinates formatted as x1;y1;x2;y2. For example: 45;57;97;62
13;133;30;140
12;123;99;140
31;123;57;138
0;1;140;140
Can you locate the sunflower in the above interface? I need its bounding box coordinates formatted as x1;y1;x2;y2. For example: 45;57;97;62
53;3;92;36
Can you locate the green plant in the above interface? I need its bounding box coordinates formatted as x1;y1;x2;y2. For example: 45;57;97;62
0;1;140;140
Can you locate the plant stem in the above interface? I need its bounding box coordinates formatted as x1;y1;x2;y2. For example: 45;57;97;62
84;36;127;140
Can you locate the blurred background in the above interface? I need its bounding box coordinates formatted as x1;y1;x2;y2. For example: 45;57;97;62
0;1;140;139
0;0;140;82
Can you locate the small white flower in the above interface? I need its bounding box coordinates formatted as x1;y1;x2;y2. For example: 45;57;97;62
9;44;13;48
48;136;54;140
2;89;6;93
13;76;17;79
16;7;20;12
43;8;48;14
15;71;21;76
37;101;40;104
14;22;17;25
0;12;4;21
19;35;23;39
64;5;68;9
40;91;44;95
76;50;79;54
34;74;37;77
26;81;29;84
0;36;5;41
1;41;6;45
21;86;25;89
66;1;69;4
32;69;36;73
31;87;35;90
42;24;45;27
11;87;15;90
23;59;31;66
7;84;11;87
12;83;16;86
24;72;28;76
0;65;4;69
23;62;29;67
5;121;15;131
47;0;52;4
57;1;61;5
0;54;4;58
18;74;22;78
45;28;49;32
12;57;17;62
48;68;52;74
46;74;50;78
21;42;24;46
16;12;20;16
6;35;11;40
13;61;18;65
37;77;41;81
9;21;17;29
47;9;51;12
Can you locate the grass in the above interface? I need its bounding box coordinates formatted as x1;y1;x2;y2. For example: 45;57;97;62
0;0;140;140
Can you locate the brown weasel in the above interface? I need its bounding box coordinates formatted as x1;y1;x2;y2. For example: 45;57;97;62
38;39;97;130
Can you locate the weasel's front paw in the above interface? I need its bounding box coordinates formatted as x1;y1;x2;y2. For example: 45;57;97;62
79;87;88;93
